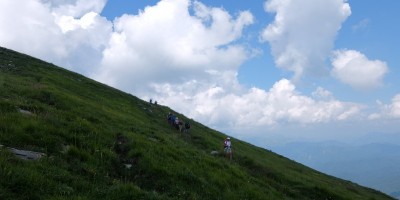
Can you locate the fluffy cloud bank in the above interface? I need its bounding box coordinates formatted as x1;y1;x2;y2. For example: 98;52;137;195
89;0;361;130
261;0;351;80
154;79;361;131
331;49;388;90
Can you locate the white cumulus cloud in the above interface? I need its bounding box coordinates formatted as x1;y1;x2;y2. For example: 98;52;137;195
331;49;388;90
369;94;400;120
92;0;254;94
261;0;351;80
0;0;112;75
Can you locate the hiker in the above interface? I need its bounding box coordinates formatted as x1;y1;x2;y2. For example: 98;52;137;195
154;101;158;105
170;114;176;126
149;98;153;104
174;117;180;130
223;137;232;160
178;120;184;132
184;122;190;133
167;113;172;124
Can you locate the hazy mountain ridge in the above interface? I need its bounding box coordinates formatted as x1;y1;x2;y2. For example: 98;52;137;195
0;46;394;199
271;141;400;198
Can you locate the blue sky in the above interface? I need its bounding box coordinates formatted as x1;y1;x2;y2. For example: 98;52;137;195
1;0;399;146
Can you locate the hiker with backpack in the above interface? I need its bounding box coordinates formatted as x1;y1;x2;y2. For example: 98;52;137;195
184;122;190;133
170;114;176;126
223;137;233;160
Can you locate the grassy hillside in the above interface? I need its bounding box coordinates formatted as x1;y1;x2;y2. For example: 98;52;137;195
0;46;394;200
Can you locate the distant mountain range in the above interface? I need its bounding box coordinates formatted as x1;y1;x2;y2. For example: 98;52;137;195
271;140;400;199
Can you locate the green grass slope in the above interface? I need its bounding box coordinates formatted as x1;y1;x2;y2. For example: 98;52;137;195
0;46;394;200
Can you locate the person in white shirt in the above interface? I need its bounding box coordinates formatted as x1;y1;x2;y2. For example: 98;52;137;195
223;137;232;160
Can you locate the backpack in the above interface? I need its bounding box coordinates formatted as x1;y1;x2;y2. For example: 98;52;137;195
185;122;190;129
